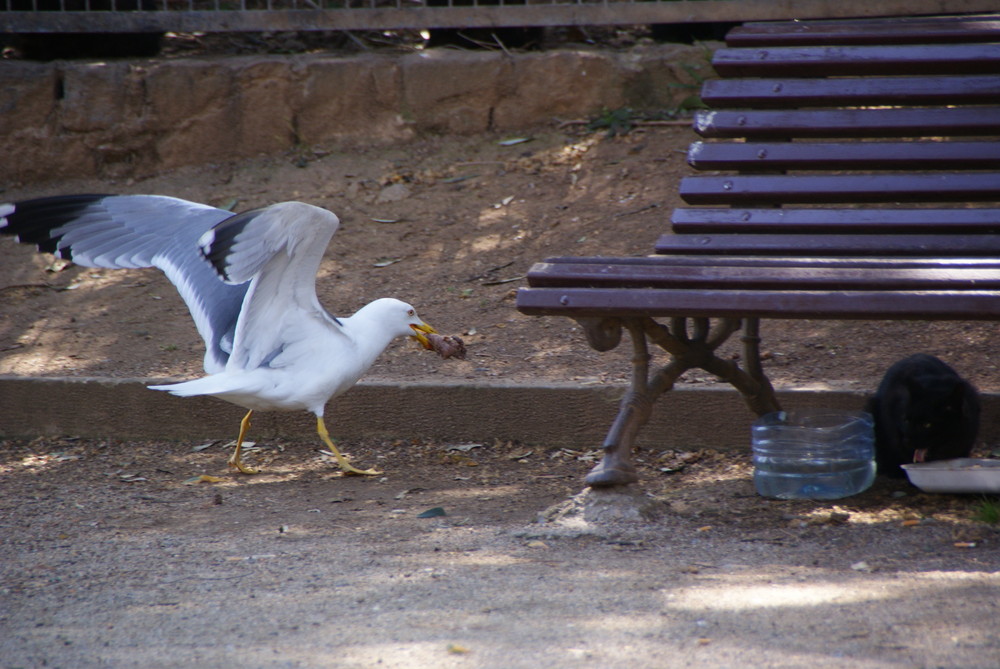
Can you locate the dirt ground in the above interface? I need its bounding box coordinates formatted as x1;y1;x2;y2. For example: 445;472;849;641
2;435;999;668
3;124;1000;667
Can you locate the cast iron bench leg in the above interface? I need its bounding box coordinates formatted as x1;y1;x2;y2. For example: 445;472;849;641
581;316;781;488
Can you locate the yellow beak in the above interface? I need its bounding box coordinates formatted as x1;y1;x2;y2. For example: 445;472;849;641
409;322;437;350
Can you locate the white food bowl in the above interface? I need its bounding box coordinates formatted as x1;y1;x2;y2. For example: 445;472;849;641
901;458;1000;494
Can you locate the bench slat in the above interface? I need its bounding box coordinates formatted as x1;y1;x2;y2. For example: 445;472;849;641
526;260;1000;291
679;173;1000;205
714;44;1000;78
537;256;1000;270
726;16;1000;46
654;234;1000;256
516;287;1000;320
687;141;1000;171
670;208;1000;233
694;108;1000;139
701;75;1000;108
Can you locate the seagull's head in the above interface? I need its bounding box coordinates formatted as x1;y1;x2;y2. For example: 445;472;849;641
358;298;437;349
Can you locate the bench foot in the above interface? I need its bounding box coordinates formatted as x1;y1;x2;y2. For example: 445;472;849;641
585;456;639;487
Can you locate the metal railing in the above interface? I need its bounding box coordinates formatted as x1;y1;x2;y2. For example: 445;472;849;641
2;0;998;33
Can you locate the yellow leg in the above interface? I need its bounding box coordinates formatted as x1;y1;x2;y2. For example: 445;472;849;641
227;410;260;475
317;417;382;476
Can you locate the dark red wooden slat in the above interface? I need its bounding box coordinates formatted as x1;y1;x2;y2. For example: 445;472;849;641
670;208;1000;234
654;233;1000;256
536;256;1000;271
726;16;1000;47
701;75;1000;108
693;108;1000;139
713;44;1000;78
516;287;1000;320
526;260;1000;291
687;141;1000;171
679;173;1000;205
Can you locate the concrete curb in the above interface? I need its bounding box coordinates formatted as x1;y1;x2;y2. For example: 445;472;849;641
3;375;965;450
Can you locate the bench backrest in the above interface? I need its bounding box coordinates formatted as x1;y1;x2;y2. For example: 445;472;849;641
670;15;1000;257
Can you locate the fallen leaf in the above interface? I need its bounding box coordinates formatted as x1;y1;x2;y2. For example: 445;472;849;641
441;453;479;466
481;275;525;286
527;540;549;549
498;136;532;146
46;258;72;272
417;507;447;518
441;174;478;184
373;258;403;268
446;443;483;452
183;474;224;485
192;441;219;452
447;643;471;654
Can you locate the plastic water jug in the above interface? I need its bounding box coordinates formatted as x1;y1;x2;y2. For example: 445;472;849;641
752;409;876;500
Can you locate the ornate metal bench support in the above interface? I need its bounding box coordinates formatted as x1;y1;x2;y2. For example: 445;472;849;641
576;316;782;488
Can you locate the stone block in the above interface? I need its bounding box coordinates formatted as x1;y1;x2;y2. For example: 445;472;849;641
621;45;715;111
296;55;409;144
58;61;141;133
400;49;511;133
233;58;296;155
493;50;623;129
0;62;57;135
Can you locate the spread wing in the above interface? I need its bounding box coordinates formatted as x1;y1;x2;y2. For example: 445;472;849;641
0;194;247;373
196;201;344;372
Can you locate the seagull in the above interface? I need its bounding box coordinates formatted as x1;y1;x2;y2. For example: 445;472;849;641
0;194;438;475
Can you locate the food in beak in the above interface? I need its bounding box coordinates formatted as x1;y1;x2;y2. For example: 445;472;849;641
409;323;437;350
425;333;467;360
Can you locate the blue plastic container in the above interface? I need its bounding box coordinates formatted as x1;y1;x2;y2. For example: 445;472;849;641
752;409;876;500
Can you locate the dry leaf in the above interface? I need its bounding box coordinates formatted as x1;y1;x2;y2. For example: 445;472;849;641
183;474;224;485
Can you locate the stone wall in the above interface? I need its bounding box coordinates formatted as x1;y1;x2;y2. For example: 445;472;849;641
0;44;710;183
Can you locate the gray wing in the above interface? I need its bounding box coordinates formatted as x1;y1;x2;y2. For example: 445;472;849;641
0;194;248;374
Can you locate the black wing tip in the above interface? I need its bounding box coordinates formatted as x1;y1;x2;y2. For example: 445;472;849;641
1;194;116;255
199;208;263;282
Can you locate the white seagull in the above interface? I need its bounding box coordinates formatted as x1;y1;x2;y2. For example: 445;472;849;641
0;194;438;475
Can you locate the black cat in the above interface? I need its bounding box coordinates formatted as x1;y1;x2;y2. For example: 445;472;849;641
866;354;980;478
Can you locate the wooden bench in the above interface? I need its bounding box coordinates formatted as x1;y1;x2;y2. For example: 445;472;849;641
515;14;1000;488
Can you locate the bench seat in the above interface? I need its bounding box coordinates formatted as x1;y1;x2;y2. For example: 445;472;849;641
515;13;1000;488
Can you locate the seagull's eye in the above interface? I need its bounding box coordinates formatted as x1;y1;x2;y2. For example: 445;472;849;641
407;309;415;316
